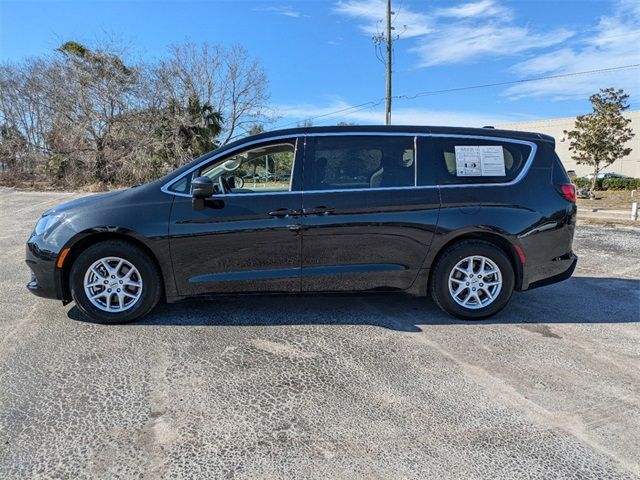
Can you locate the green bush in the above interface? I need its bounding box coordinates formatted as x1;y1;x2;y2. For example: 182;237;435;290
601;178;640;190
573;178;591;189
572;177;639;190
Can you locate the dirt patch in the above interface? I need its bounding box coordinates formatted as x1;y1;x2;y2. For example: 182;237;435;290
576;190;638;209
517;324;563;339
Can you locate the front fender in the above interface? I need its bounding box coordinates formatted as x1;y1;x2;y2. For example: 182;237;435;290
58;226;177;300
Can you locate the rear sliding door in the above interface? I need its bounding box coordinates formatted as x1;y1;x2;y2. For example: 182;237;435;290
300;134;440;292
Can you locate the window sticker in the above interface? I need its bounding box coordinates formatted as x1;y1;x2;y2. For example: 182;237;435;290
479;146;506;176
454;145;506;177
454;146;482;176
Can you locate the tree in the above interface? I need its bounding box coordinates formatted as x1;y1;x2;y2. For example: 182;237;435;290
0;124;28;173
0;39;272;189
564;88;634;190
0;60;54;174
154;42;271;146
248;124;264;136
155;95;223;166
53;41;139;182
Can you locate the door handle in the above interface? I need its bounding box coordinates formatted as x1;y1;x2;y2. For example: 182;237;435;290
303;206;335;216
268;208;301;218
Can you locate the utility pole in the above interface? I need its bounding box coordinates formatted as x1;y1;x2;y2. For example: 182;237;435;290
385;0;392;125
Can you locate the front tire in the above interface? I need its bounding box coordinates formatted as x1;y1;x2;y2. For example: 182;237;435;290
69;240;162;324
430;241;515;320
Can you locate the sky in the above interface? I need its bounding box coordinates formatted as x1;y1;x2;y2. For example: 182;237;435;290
1;0;639;129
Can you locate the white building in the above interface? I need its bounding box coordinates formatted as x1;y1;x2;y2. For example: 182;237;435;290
497;110;639;178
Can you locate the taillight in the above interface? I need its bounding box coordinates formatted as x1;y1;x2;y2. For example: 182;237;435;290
558;184;576;203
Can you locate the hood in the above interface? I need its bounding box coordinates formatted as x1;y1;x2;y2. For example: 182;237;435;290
43;188;131;216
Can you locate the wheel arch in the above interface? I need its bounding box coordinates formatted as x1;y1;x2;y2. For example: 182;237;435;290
426;230;524;293
59;230;170;302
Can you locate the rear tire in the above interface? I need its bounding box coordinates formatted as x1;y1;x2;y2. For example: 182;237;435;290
69;240;162;324
430;240;515;320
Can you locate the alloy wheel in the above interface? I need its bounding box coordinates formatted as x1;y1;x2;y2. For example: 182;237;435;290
83;256;143;312
447;255;502;310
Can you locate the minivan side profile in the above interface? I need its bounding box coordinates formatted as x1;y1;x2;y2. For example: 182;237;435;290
26;125;577;323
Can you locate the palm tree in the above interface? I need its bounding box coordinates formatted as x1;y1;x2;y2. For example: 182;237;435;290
184;95;223;155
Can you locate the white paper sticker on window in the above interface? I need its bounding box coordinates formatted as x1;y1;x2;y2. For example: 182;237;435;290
454;145;506;176
479;146;505;176
454;146;482;176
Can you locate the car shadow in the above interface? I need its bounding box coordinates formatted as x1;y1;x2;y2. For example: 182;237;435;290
67;276;640;331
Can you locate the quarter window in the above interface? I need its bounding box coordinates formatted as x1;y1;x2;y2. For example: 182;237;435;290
304;136;415;191
431;137;532;184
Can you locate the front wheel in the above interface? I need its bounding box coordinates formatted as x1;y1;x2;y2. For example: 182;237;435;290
430;241;515;320
69;240;162;323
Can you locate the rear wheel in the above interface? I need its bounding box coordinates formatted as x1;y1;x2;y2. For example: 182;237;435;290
70;240;162;323
430;241;515;320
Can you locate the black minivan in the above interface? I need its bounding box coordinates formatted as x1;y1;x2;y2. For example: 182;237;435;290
26;126;577;323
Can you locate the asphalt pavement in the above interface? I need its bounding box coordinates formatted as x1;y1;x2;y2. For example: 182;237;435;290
1;189;639;479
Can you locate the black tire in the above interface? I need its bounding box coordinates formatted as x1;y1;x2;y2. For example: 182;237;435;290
69;240;162;324
430;240;515;320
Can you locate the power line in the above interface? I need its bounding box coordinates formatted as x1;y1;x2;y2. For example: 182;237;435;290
273;99;385;130
398;64;640;100
262;63;640;133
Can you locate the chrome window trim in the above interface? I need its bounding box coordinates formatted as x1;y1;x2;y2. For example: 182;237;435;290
160;131;537;198
204;184;435;199
413;135;418;187
288;139;297;192
298;185;434;194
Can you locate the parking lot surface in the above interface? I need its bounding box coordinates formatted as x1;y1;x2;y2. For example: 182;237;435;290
1;190;639;479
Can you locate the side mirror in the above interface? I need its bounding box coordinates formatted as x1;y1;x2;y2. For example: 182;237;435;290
191;176;214;199
226;175;245;190
191;176;214;211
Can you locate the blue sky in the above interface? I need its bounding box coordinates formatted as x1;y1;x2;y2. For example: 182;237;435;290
1;0;639;128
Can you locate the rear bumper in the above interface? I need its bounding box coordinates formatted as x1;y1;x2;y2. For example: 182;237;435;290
524;253;577;291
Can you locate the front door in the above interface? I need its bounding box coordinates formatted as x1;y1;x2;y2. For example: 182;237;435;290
300;135;440;292
168;139;303;296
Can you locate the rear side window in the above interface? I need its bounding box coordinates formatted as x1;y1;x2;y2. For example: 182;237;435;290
431;137;532;185
304;136;415;191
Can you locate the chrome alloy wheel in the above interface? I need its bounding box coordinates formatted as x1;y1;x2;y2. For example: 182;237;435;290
448;255;502;310
83;257;143;312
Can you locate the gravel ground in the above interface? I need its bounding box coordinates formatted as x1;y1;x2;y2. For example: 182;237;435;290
1;190;639;479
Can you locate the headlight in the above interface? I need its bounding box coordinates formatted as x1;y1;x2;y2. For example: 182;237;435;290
34;214;65;237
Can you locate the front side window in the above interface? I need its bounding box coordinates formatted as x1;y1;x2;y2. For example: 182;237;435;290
304;136;415;191
200;142;296;194
431;137;532;185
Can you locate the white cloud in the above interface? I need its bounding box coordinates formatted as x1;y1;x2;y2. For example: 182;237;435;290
255;5;307;18
504;2;640;99
411;25;573;67
334;0;573;67
273;99;513;127
334;0;431;38
434;0;510;19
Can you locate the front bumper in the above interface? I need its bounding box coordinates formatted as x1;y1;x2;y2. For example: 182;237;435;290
25;241;62;300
